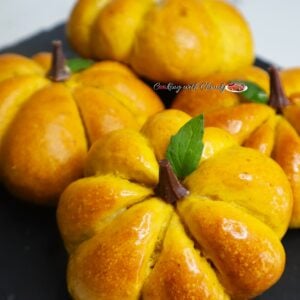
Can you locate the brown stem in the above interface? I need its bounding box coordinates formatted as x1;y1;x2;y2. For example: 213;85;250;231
47;40;70;82
154;159;189;205
268;66;290;114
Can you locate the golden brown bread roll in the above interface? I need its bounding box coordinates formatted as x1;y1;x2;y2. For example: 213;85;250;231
57;110;292;299
0;43;163;205
172;66;300;227
67;0;254;83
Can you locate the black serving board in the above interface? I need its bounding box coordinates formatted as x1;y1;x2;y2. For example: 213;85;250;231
0;23;299;300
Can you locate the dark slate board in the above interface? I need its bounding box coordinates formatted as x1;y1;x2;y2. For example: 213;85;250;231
0;23;299;300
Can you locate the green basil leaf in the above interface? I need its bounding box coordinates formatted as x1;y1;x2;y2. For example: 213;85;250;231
166;114;204;179
232;80;268;104
66;58;94;73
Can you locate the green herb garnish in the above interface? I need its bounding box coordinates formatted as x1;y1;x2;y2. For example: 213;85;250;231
67;58;94;73
166;114;204;179
233;80;268;104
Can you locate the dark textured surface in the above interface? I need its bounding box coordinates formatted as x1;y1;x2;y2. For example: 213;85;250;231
0;188;70;300
0;23;299;300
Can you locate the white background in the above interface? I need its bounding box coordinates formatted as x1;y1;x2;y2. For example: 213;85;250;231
0;0;299;68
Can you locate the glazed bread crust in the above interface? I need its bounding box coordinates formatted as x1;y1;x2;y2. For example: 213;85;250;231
57;110;293;300
0;53;163;204
172;66;300;226
67;0;254;83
